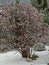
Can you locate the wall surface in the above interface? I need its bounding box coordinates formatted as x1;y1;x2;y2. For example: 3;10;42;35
0;0;31;5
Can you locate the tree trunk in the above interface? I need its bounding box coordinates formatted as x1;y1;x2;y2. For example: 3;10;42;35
22;47;32;58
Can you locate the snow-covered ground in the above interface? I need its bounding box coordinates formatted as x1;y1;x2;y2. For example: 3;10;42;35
0;46;49;65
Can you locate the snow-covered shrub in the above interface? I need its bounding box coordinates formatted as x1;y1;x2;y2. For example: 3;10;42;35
33;43;46;51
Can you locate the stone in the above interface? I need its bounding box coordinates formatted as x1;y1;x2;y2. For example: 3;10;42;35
26;58;33;62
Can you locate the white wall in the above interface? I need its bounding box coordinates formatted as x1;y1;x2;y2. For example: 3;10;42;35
0;0;31;5
20;0;30;4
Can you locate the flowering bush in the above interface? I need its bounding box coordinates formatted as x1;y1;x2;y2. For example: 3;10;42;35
0;4;49;54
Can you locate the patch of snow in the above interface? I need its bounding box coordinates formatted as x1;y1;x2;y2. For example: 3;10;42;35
0;46;49;65
45;46;49;51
